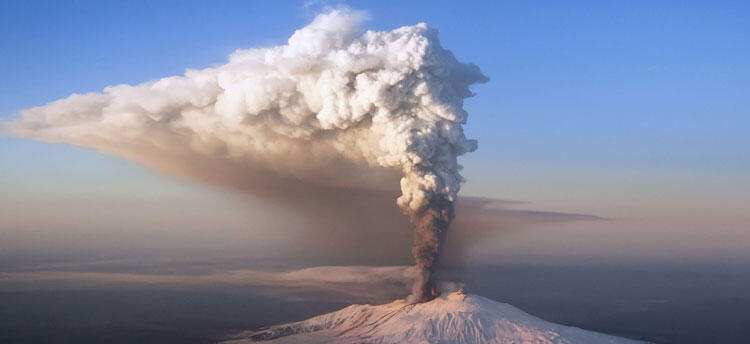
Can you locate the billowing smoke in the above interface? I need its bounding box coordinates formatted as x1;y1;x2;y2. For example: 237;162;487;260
5;9;487;302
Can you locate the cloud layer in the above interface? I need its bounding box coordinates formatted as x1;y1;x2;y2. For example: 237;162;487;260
0;265;415;303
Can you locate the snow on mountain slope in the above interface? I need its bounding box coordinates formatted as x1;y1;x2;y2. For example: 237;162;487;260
223;291;646;344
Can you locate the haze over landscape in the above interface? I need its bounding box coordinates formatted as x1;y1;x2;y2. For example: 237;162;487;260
1;1;749;343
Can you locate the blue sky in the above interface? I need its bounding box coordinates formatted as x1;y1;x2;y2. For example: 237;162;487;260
1;1;749;263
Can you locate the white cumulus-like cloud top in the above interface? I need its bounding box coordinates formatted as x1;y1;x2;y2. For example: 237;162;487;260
7;8;486;210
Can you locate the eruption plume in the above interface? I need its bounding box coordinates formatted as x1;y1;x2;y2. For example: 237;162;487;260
5;8;487;301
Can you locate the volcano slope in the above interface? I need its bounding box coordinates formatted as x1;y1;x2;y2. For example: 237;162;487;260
223;291;647;344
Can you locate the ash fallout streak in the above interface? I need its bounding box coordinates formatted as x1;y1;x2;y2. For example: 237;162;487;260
7;9;487;302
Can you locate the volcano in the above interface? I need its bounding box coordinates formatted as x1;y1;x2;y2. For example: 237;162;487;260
223;291;646;344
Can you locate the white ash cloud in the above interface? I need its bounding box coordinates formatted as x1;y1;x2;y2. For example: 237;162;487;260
5;8;487;301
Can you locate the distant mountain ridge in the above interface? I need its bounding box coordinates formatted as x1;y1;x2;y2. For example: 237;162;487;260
223;291;646;344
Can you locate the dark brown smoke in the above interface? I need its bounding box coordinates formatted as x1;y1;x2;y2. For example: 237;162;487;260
409;196;454;302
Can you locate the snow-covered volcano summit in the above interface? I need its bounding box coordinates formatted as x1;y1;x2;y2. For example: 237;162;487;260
223;291;645;344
